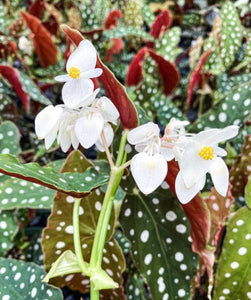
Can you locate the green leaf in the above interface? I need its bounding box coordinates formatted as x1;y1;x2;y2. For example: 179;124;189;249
0;210;18;256
120;187;198;300
103;25;154;42
190;81;251;132
0;153;109;197
141;1;155;27
0;1;8;34
125;271;148;300
245;175;251;209
155;27;182;63
0;258;63;299
213;206;251;300
18;71;51;105
94;0;109;24
0;177;55;210
90;268;119;290
43;250;82;282
220;1;243;69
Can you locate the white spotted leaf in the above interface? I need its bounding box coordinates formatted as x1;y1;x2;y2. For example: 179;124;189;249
0;211;18;256
213;206;251;300
42;151;126;299
120;188;198;300
0;258;63;299
0;153;109;197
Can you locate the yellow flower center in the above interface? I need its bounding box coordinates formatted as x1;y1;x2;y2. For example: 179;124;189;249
68;66;81;79
198;146;214;160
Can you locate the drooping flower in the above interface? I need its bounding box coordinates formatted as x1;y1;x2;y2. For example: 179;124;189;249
127;122;171;195
55;40;103;109
175;125;239;204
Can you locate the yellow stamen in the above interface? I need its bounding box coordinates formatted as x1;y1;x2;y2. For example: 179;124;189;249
68;66;81;79
198;146;214;160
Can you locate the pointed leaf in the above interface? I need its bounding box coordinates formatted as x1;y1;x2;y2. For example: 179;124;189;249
21;11;58;67
29;0;44;19
213;207;251;300
0;258;63;299
104;10;122;30
0;211;18;256
0;121;21;156
0;153;109;197
150;9;172;39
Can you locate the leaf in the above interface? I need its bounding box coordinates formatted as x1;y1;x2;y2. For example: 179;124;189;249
190;81;251;132
21;11;58;67
0;258;63;299
18;70;51;105
0;153;109;197
245;177;251;209
28;0;44;19
0;211;18;256
187;50;212;105
141;2;155;27
155;27;181;63
94;0;109;25
149;9;172;39
213;206;251;300
0;121;21;156
120;186;198;300
0;1;8;34
220;1;243;69
42;150;125;299
104;10;122;30
61;24;139;130
0;177;55;210
230;135;251;198
0;65;30;111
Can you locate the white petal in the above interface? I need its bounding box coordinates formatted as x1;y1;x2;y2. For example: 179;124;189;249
54;74;71;82
127;122;160;145
95;96;119;124
175;172;206;204
44;124;58;149
209;157;229;196
73;88;99;108
130;153;167;195
95;123;114;152
59;132;72;152
205;126;239;145
80;68;103;79
193;129;219;144
180;145;211;188
66;40;97;72
75;111;104;149
160;144;175;161
214;146;227;157
35;105;63;138
62;78;94;108
71;130;79;150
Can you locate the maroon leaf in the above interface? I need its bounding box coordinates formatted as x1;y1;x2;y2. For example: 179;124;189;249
126;47;148;86
104;10;122;30
0;65;29;111
61;24;139;129
149;49;180;96
21;11;58;67
187;49;212;105
28;0;44;19
150;9;172;39
165;160;212;276
104;38;124;63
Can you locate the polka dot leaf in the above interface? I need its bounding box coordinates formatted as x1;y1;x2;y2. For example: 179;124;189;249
18;70;51;106
0;152;109;197
190;81;251;132
120;187;198;300
0;177;55;210
0;258;63;299
212;206;251;300
42;150;125;299
0;210;18;256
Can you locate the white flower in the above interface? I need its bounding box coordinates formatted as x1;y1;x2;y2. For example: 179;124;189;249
55;40;103;109
18;36;32;55
75;96;119;151
175;125;239;204
127;122;168;194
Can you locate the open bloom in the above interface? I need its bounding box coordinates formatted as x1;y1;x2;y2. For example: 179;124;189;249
175;126;239;204
127;122;171;195
55;40;102;109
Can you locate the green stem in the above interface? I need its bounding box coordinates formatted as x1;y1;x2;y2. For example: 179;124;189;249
73;198;90;276
115;130;129;167
90;283;99;300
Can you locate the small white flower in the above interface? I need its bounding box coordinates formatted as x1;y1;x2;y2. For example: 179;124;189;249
127;122;168;194
175;125;239;204
55;40;103;109
18;36;32;55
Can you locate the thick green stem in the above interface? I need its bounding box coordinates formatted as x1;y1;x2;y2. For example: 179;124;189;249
73;198;90;276
90;283;99;300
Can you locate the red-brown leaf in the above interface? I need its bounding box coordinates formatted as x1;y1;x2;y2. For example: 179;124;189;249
187;49;212;105
21;11;58;67
104;38;124;63
150;9;172;39
149;49;180;96
0;65;29;111
126;47;148;87
28;0;44;19
104;10;122;30
61;24;139;129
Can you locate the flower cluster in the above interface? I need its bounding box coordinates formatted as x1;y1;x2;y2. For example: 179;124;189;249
35;40;119;152
127;120;239;204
